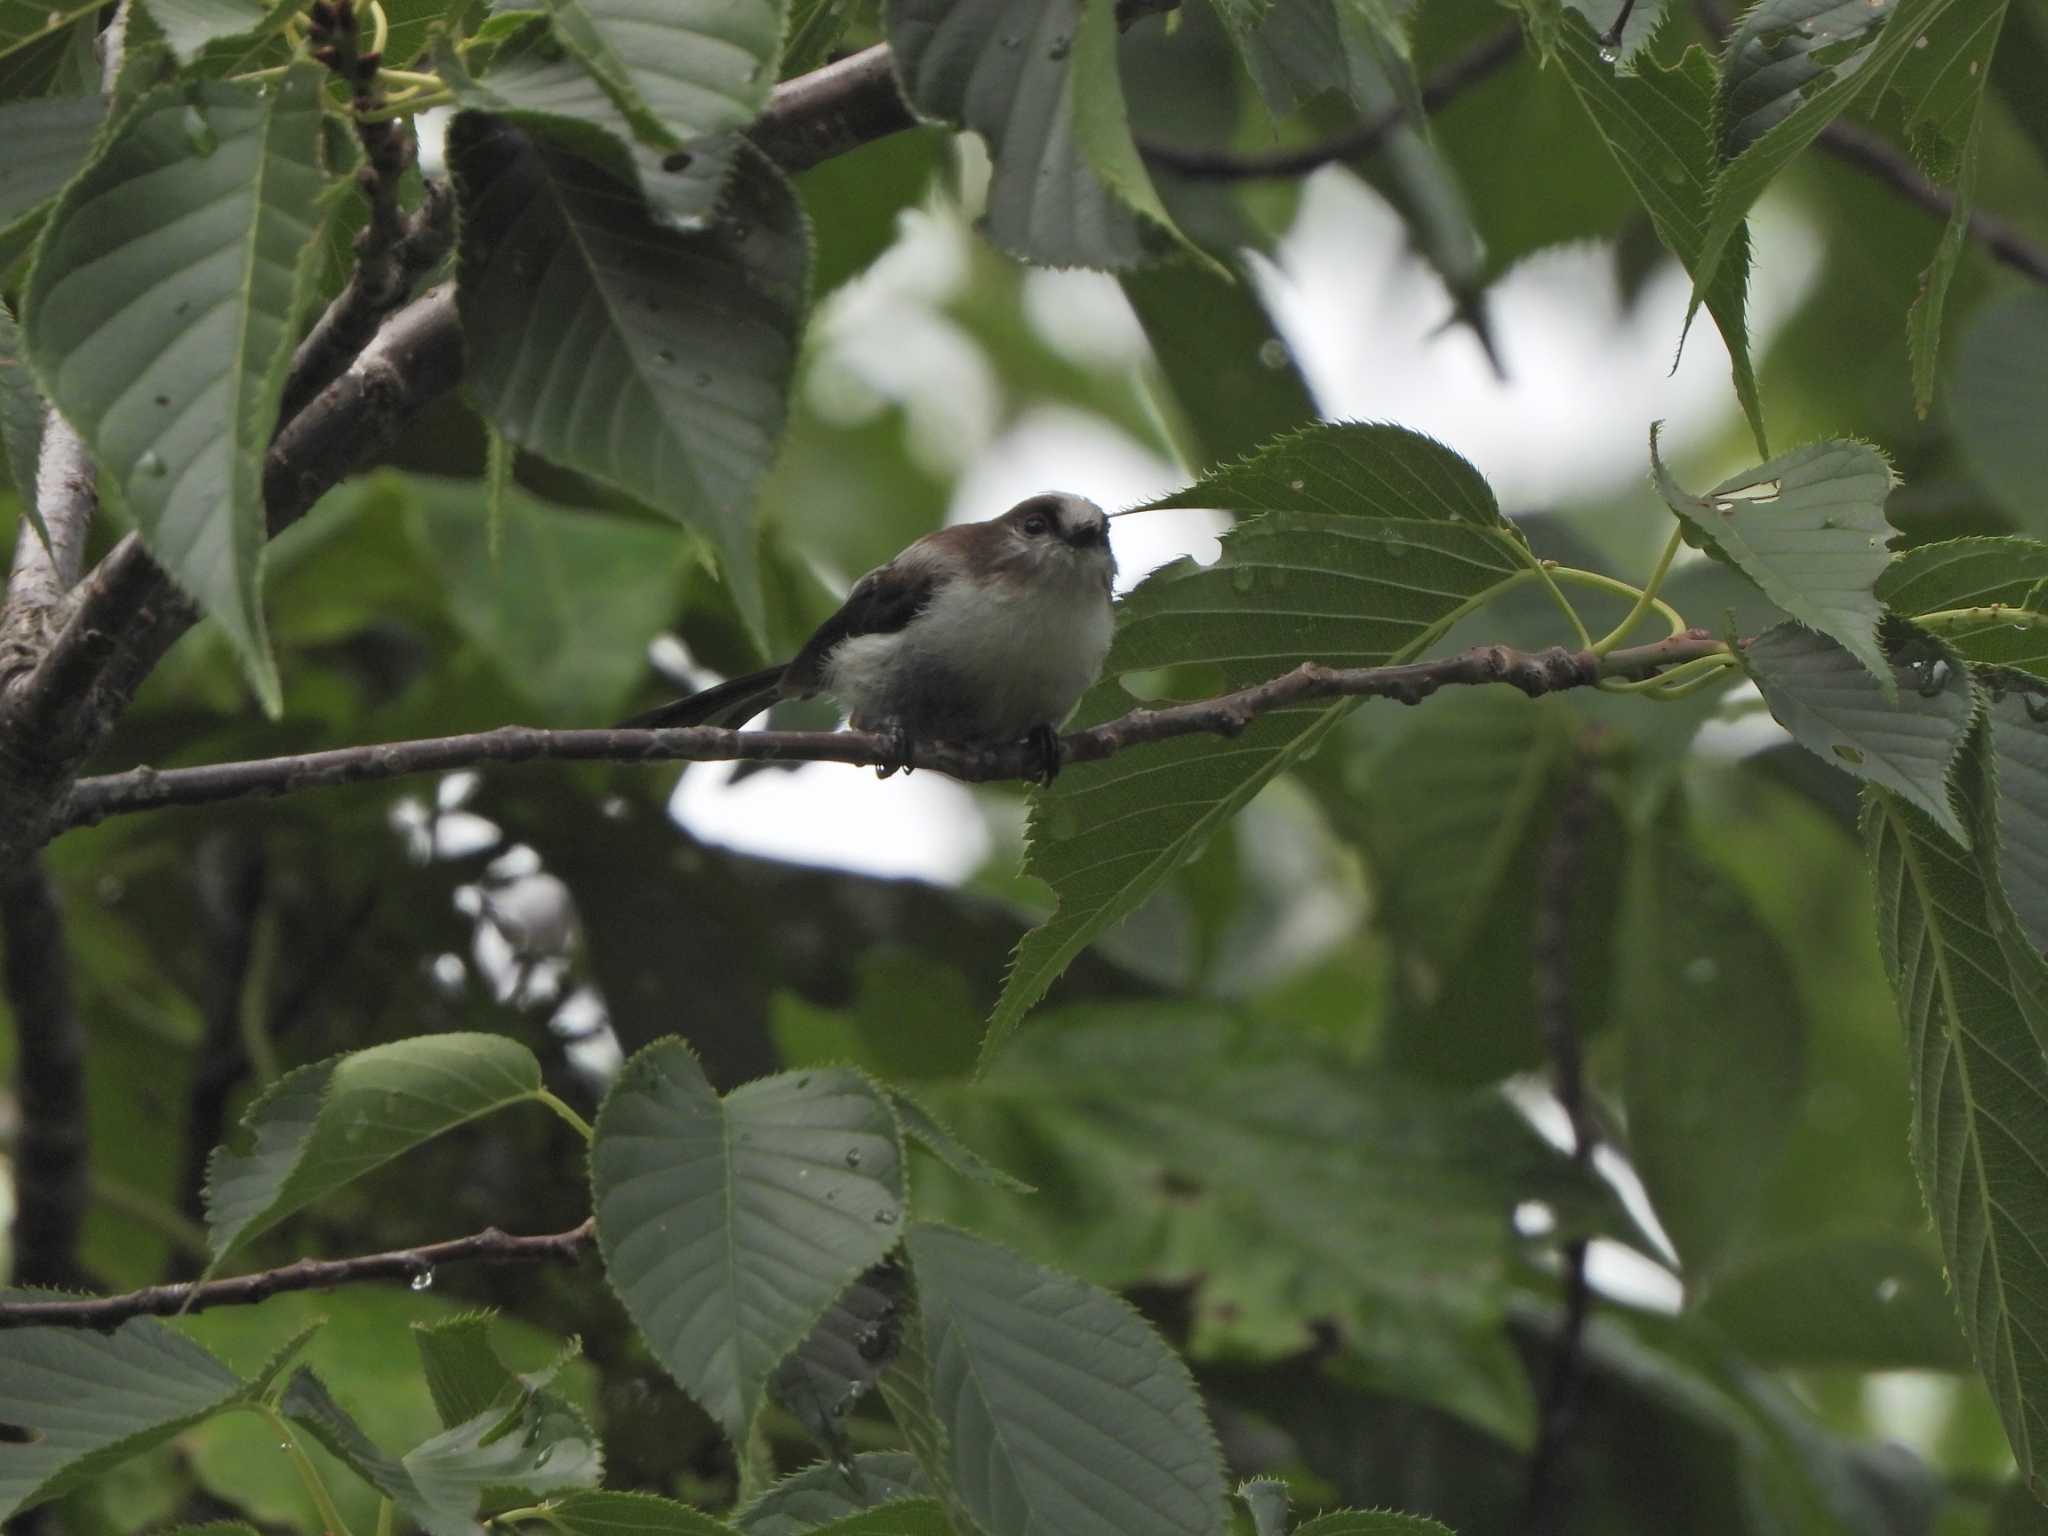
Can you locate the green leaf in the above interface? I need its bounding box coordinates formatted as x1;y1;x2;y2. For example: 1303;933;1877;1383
397;471;694;720
1719;0;1894;157
735;1453;929;1535
523;1491;737;1536
1867;752;2048;1490
0;303;48;543
436;18;738;229
1885;0;2008;176
1950;292;2048;539
1354;689;1574;980
1292;1514;1455;1536
1698;1234;1971;1370
0;92;104;232
1745;621;1975;846
0;0;100;64
1650;427;1896;691
1692;0;1966;319
802;1502;952;1536
140;0;294;61
538;0;781;151
1237;1480;1290;1536
22;66;333;713
1617;817;1806;1278
281;1366;602;1536
589;1040;906;1444
889;1088;1034;1194
1986;685;2048;956
1525;9;1767;455
450;116;804;642
888;0;1202;271
0;1318;244;1518
413;1313;519;1430
204;1032;547;1260
1120;262;1318;472
904;1223;1227;1536
1905;115;1978;416
873;1307;976;1536
982;422;1537;1066
1878;536;2048;679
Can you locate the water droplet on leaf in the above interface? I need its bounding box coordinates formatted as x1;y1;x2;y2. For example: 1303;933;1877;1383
1915;657;1951;697
411;1268;435;1291
2026;693;2048;723
1597;43;1619;62
137;450;166;478
1230;565;1257;594
1832;743;1866;764
844;1148;863;1168
1257;338;1290;369
1047;34;1070;59
873;1208;898;1226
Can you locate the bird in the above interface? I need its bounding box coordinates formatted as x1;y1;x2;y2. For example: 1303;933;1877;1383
620;493;1118;783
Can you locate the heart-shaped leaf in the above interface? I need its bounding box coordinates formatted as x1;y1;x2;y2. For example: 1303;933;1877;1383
590;1041;905;1443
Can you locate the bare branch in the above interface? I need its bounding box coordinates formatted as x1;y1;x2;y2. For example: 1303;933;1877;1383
5;410;95;614
1137;26;1522;182
746;43;915;173
1;856;88;1289
1522;750;1601;1536
57;632;1727;831
0;1220;596;1329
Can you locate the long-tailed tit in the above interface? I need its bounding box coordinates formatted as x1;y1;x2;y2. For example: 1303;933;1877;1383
622;493;1117;781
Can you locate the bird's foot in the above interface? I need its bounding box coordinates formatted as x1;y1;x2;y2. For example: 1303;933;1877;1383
1026;723;1063;787
877;721;916;779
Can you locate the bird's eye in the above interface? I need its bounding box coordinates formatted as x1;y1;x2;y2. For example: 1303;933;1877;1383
1022;514;1049;537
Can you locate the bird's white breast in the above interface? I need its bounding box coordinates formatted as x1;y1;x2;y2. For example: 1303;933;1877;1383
823;566;1114;741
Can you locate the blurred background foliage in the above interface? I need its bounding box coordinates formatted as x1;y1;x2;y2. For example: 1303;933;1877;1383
7;0;2048;1531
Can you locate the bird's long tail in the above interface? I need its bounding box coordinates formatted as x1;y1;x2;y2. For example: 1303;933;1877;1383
616;665;790;730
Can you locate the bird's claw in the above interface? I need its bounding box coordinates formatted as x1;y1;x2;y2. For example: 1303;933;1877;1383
1026;723;1062;787
877;721;916;779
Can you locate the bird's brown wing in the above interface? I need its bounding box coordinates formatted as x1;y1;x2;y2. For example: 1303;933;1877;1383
784;550;946;691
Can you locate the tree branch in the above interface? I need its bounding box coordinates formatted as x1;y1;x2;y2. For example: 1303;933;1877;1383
746;43;915;173
1;856;88;1289
1522;750;1601;1536
56;632;1726;830
0;1219;596;1329
1137;25;1523;182
0;44;920;861
279;0;454;423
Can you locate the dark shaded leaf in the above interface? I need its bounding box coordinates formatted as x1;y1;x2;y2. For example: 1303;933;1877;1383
450;116;804;639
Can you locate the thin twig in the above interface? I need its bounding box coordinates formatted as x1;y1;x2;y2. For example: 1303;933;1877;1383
1;857;88;1288
1522;751;1601;1536
55;632;1726;830
1137;26;1523;182
0;1219;596;1329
